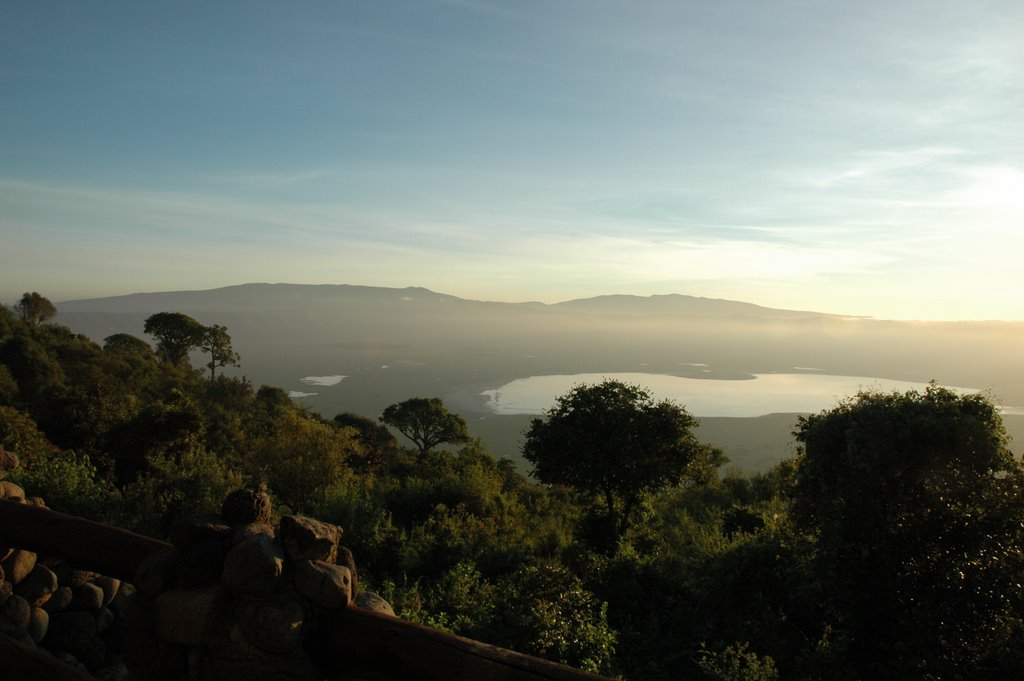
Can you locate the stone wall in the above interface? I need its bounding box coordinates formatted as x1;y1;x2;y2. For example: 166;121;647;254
1;451;393;681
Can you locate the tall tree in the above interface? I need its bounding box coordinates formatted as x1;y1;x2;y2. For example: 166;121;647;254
14;292;57;330
380;397;470;455
199;324;240;380
143;312;206;366
522;379;718;544
792;385;1024;678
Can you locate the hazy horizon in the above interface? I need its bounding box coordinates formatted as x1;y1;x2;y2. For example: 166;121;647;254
3;2;1022;320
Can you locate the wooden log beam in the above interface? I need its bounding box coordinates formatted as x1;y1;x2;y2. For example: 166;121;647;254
315;606;614;681
0;500;170;581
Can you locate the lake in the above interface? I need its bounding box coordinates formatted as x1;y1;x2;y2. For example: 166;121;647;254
479;372;974;418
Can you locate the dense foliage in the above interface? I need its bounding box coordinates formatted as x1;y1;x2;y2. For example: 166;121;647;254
3;292;1023;680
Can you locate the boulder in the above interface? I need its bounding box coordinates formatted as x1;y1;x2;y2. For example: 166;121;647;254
0;544;36;581
42;585;73;612
0;480;26;500
70;582;105;611
13;563;58;606
53;563;100;588
236;591;308;655
133;548;178;601
222;534;284;596
93;575;121;606
177;537;229;588
232;521;276;547
354;591;396;617
221;487;272;525
27;605;49;642
155;585;228;648
0;548;37;584
291;560;351;609
279;515;342;563
0;593;31;633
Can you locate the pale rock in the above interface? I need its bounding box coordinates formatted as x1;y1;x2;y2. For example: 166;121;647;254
0;548;37;584
279;515;342;563
291;560;351;609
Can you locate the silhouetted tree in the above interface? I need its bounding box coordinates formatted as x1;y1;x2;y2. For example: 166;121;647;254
523;379;718;545
199;324;240;380
792;385;1024;678
143;312;206;366
14;292;57;330
380;397;470;455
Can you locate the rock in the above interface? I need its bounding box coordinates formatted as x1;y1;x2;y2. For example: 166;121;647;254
93;575;121;606
0;548;37;584
0;579;12;606
279;515;342;563
201;645;325;681
354;591;395;617
95;658;132;681
95;605;114;633
70;582;105;611
0;480;26;500
0;593;31;633
133;548;178;601
43;585;73;612
122;627;189;681
236;591;308;655
53;563;101;588
170;512;233;551
27;605;49;642
0;448;18;476
155;585;228;647
177;537;229;588
222;533;284;596
221;487;273;525
336;545;359;598
291;560;351;609
47;610;108;670
0;546;12;562
232;521;276;547
13;563;58;606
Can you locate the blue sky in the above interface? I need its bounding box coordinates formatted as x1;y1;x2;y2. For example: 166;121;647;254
2;0;1022;319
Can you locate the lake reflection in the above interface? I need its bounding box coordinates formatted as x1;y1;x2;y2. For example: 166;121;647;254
480;372;967;418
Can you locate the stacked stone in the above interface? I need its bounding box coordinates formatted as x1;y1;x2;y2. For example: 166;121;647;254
0;457;132;680
123;488;358;681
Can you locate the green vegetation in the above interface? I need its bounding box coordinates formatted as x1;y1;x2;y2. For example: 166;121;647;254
3;291;1023;680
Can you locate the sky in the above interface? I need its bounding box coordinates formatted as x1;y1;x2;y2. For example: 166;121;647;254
1;0;1022;320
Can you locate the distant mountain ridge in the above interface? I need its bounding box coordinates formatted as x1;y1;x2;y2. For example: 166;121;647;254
57;283;838;321
46;281;1024;468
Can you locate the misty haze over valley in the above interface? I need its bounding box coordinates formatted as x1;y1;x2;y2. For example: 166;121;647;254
56;283;1024;471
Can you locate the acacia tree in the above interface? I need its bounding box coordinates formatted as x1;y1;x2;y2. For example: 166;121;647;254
522;380;718;543
14;292;57;330
792;385;1024;678
143;312;206;366
199;324;240;380
380;397;470;455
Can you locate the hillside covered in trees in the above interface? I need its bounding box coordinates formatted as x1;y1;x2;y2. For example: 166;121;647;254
3;292;1024;680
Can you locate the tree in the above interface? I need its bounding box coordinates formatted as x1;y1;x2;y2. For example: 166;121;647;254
522;380;715;543
199;324;240;380
792;385;1024;678
14;292;57;330
143;312;206;366
380;397;470;455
